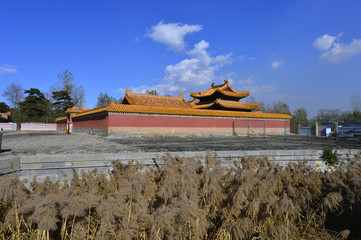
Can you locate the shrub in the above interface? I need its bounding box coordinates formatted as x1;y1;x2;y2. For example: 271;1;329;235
321;147;339;167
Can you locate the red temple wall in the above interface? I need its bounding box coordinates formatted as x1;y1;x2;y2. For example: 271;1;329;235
56;119;67;131
71;113;109;135
107;113;290;136
57;112;290;136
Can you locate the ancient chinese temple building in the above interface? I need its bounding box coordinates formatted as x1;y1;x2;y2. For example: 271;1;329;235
56;81;291;136
190;80;259;111
0;111;11;123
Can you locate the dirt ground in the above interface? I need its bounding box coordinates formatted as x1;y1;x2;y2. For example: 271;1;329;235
1;131;360;155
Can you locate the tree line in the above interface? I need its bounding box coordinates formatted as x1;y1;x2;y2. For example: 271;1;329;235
245;95;361;133
1;70;84;124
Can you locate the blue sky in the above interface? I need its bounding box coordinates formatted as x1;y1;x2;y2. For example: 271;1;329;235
1;0;361;117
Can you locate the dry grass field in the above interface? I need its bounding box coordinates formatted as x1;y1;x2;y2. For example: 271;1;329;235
1;153;361;239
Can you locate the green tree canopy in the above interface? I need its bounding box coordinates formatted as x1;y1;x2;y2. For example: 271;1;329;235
291;107;308;133
343;110;361;122
0;102;10;112
52;90;74;116
19;88;51;122
292;107;308;125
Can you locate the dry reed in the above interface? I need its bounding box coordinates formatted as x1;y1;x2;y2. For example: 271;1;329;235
0;152;360;239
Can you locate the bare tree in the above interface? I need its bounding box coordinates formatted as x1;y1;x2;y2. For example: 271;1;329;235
1;83;24;109
315;108;343;122
266;100;291;115
244;96;265;112
95;92;116;108
52;70;85;107
73;85;85;107
350;91;361;112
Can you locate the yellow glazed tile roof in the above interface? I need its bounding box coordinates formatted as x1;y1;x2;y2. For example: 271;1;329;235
121;89;192;108
56;116;67;121
66;105;93;113
63;102;291;120
190;80;249;99
192;99;259;110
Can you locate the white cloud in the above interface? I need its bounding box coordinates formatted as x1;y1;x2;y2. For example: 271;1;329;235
237;74;277;95
0;64;18;75
247;85;277;95
271;61;284;69
320;39;361;62
313;33;361;62
313;34;338;51
146;21;202;51
122;39;232;96
239;75;254;85
224;72;235;85
122;21;232;96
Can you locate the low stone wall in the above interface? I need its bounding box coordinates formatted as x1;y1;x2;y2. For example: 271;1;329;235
1;149;359;185
21;123;56;131
0;123;17;131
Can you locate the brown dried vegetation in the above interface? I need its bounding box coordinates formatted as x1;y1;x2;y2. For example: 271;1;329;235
0;153;360;239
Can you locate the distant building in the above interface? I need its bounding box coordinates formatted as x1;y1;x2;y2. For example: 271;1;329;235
0;111;11;123
56;80;291;136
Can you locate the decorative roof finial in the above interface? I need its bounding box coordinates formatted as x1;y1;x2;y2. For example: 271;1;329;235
211;83;215;88
224;79;229;84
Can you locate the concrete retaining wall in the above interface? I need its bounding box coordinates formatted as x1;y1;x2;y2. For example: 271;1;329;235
1;149;359;184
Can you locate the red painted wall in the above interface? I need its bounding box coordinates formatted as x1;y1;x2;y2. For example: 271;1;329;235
57;112;290;136
107;114;288;129
71;113;109;134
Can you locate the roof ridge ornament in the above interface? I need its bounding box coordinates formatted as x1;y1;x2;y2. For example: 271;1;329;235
224;79;228;84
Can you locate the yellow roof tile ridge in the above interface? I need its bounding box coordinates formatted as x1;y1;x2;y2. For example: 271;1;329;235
74;103;292;119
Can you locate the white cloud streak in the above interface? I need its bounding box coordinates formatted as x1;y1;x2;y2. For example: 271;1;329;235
238;74;277;95
271;61;284;69
0;64;18;75
313;33;361;62
146;21;202;51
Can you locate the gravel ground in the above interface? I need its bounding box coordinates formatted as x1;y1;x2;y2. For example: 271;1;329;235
1;131;360;155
